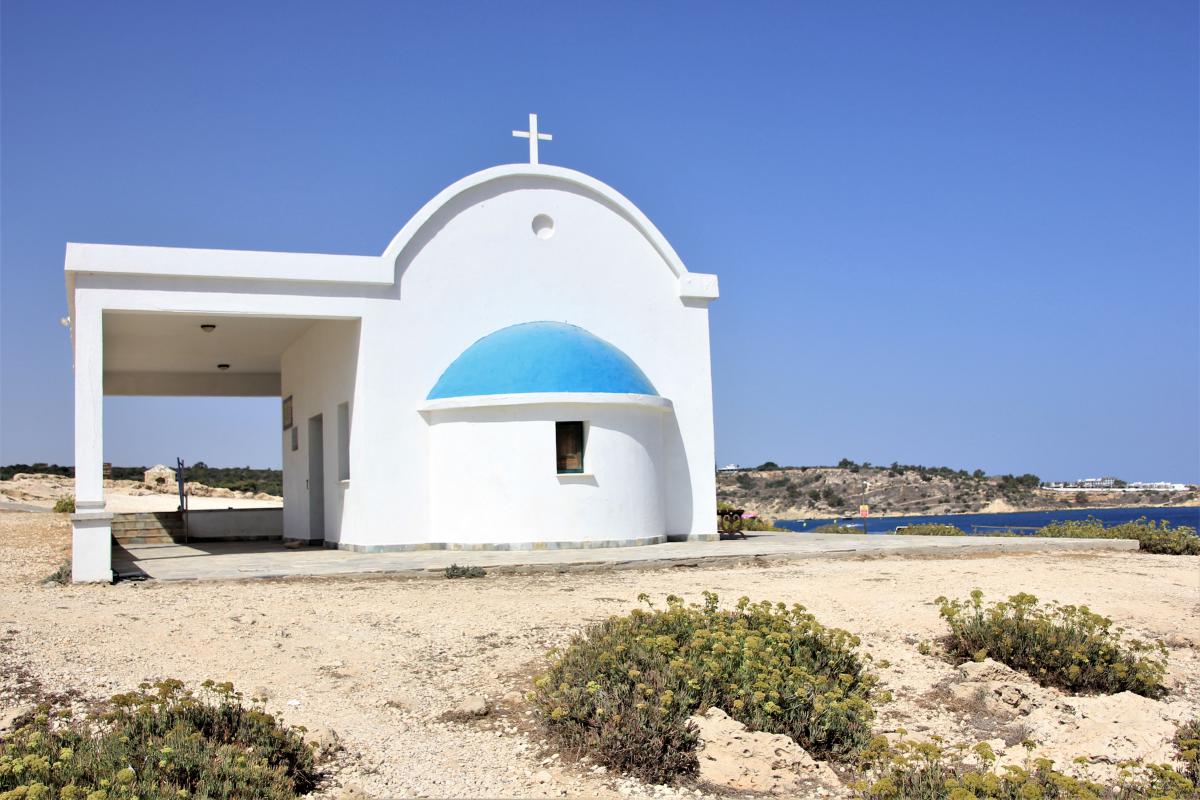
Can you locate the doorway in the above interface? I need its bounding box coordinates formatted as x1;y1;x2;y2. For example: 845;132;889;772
308;413;325;542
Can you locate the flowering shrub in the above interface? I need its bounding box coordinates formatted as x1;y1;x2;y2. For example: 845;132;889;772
740;513;783;532
531;592;880;782
935;591;1167;697
1178;718;1200;785
812;523;865;534
43;562;71;585
853;732;1199;799
1037;517;1200;555
0;680;318;799
896;525;964;536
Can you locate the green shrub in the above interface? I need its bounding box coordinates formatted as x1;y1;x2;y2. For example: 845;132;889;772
52;497;75;513
813;523;865;534
853;734;1199;799
1037;517;1200;555
1177;718;1200;785
444;563;486;579
896;524;964;537
531;593;879;783
43;561;71;585
0;679;318;799
821;487;846;506
935;591;1167;697
742;515;783;532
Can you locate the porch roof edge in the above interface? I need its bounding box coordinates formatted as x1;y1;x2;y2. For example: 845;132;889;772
64;243;393;287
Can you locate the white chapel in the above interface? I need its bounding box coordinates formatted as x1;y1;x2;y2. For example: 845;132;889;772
66;116;720;581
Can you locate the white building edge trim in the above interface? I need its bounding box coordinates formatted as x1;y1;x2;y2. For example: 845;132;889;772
419;392;674;413
62;163;718;321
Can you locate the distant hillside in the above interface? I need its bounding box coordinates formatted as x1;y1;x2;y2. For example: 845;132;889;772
0;463;282;497
717;461;1200;520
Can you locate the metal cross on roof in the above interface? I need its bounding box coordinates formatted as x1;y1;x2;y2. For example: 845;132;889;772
512;113;553;165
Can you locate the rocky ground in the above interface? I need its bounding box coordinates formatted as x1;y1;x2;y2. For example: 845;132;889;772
1;510;1197;798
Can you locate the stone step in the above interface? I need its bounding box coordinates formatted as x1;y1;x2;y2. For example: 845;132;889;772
113;513;183;520
112;512;185;543
112;519;184;531
111;512;182;530
112;511;183;522
113;533;184;545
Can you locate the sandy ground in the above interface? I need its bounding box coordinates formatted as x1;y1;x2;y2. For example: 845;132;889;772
0;474;281;512
2;510;1198;798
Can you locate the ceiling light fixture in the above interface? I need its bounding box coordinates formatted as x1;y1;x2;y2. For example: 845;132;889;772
217;363;230;371
201;324;216;332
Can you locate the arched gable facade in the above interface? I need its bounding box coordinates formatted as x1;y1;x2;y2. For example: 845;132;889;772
308;164;719;549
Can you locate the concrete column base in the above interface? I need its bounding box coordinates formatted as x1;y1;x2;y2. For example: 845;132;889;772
71;510;113;583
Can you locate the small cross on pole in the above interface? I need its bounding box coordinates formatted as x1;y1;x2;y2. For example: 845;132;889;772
512;113;553;165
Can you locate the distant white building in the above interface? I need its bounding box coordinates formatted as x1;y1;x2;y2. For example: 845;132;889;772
1045;478;1192;492
1128;481;1191;492
65;116;721;582
1078;477;1119;489
718;464;741;472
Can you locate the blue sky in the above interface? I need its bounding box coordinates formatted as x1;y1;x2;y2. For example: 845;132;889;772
2;1;1196;482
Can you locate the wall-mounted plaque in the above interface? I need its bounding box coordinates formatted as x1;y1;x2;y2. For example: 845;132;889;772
282;395;294;430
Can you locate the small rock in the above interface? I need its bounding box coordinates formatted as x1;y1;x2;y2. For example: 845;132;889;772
1164;633;1194;649
688;707;841;793
251;686;273;702
337;784;370;800
0;704;34;732
994;683;1033;713
306;726;341;759
454;695;489;717
949;681;1033;717
535;769;553;784
502;690;525;706
957;658;1022;683
287;698;301;707
1024;691;1179;766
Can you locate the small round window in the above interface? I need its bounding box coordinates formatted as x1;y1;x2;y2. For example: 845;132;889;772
532;214;555;239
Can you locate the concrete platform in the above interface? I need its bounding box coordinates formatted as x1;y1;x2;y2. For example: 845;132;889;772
111;531;1139;582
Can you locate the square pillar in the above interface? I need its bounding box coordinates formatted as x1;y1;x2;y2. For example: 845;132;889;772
72;300;111;582
71;510;113;582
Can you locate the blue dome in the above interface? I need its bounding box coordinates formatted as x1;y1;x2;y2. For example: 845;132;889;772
427;322;658;400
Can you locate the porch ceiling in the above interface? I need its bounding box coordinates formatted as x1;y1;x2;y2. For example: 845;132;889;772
103;311;318;396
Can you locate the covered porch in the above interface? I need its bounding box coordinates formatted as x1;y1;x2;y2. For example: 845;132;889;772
71;305;359;582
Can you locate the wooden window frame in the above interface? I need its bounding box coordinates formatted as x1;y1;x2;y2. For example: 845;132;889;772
556;421;586;474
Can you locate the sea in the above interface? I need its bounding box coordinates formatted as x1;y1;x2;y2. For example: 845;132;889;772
774;506;1200;535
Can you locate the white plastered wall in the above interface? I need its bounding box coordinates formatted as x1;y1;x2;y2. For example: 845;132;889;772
362;173;717;547
426;402;667;546
279;319;361;544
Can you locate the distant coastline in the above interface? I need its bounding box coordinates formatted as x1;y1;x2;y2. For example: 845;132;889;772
717;463;1199;522
774;505;1200;535
783;500;1200;521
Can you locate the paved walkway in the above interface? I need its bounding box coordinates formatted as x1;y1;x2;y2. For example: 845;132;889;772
112;532;1137;582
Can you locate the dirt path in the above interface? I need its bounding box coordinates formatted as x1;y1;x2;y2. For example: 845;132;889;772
2;511;1198;798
